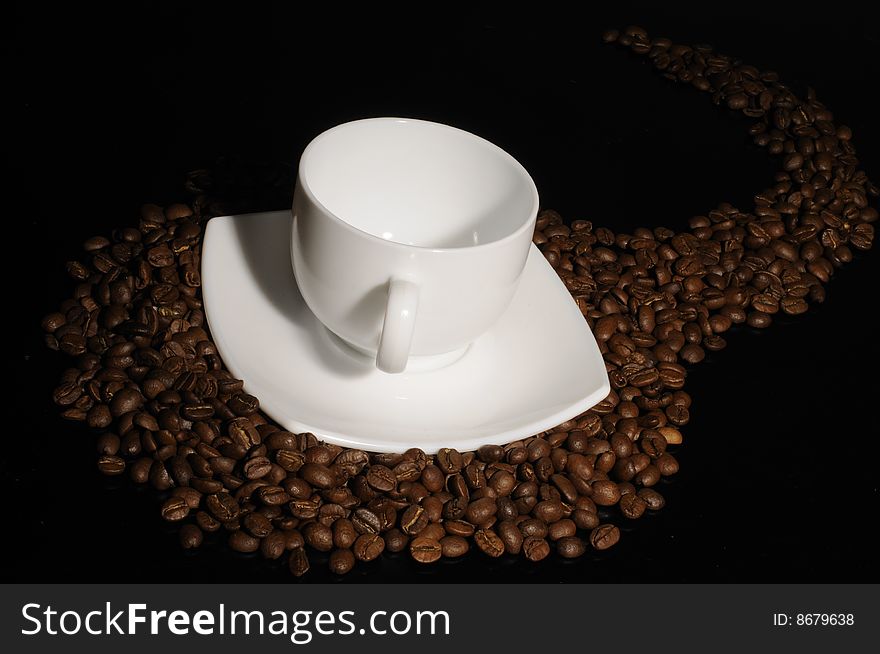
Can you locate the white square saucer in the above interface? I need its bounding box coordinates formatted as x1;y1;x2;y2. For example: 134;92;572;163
202;211;609;453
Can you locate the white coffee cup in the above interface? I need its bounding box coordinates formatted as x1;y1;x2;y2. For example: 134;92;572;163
291;117;539;373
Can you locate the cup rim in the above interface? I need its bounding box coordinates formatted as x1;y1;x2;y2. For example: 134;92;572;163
296;117;540;253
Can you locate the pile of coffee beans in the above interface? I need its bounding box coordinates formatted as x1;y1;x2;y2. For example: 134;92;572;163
42;26;876;577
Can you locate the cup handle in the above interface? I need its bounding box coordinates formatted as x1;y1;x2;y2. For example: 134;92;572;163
376;278;419;374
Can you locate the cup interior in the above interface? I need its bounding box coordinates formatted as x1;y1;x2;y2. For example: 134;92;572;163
300;118;538;248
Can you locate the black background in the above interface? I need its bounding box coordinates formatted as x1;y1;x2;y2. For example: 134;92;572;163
6;2;879;583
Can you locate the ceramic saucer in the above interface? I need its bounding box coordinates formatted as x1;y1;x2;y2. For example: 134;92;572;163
202;211;609;453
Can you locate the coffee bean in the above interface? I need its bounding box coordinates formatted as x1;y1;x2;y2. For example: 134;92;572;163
548;519;577;541
97;455;125;475
420;465;444;492
619;493;648;519
109;387;142;417
440;535;469;558
498;520;524;554
523;536;550;562
256;485;289;506
464;497;497;525
590;524;621;550
220;392;255;417
573;508;600;530
533;500;564;522
591;480;621;506
658;426;682;445
195;511;221;533
435;448;463;474
352;507;382;534
179;524;203;549
161;497;190;522
243;456;272;480
353;533;384;562
477;444;504;463
365;465;396;492
384;528;409;553
332;518;357;549
288;546;310;577
656;453;680;476
634;464;661;487
303;522;334;552
638;488;666;510
206;492;239;522
228;417;260;449
329;548;355;575
301;462;336;489
474;529;505;558
409;536;442;563
228;530;259;553
400;504;429;535
243;512;273;538
557;536;587;559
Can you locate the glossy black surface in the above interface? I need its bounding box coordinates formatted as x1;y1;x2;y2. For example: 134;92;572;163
7;3;879;582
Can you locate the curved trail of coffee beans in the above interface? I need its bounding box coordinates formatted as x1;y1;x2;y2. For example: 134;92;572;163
42;26;876;577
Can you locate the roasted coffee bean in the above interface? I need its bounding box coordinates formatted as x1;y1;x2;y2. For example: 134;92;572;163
498;520;524;554
619;493;648;519
195;510;221;533
161;496;190;522
256;485;289;506
228;417;260;449
353;534;385;562
243;512;273;538
260;530;286;559
285;530;305;550
656;453;680;476
590;524;621;551
109;387;142;417
477;444;504;463
179;524;203;549
532;500;564;523
464;497;497;525
206;492;239;522
288;546;310;577
573;508;600;530
440;535;469;558
384;528;409;553
523;536;550;562
228;530;260;553
638;488;666;510
303;522;334;552
519;518;549;539
474;529;505;558
365;465;396;492
548;518;577;541
243;456;272;480
301;462;336;489
332;518;357;549
400;504;429;535
420;465;445;492
658;426;682;445
556;536;587;559
410;536;442;563
228;393;259;416
435;448;464;474
352;508;382;534
592;480;621;506
97;455;126;476
329;548;356;575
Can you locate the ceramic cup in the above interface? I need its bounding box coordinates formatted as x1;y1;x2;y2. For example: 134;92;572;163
291;117;539;374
